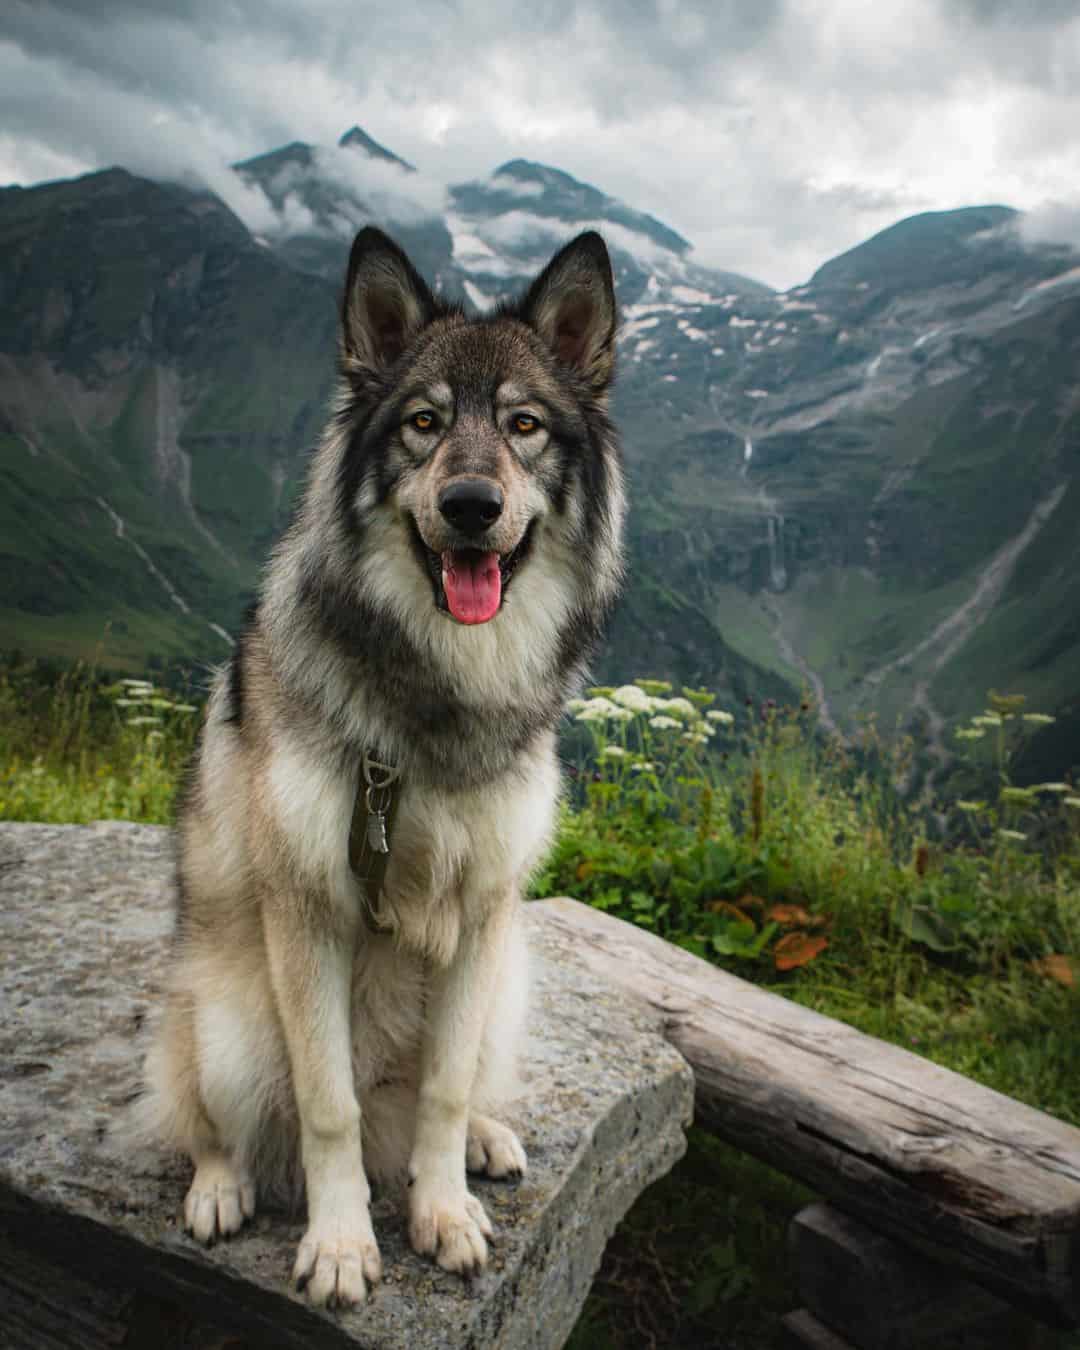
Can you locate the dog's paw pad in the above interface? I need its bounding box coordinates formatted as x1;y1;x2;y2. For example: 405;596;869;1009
293;1225;382;1308
184;1157;255;1244
409;1185;493;1276
466;1116;527;1180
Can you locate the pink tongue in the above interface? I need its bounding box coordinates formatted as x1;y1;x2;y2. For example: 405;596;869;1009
441;550;502;624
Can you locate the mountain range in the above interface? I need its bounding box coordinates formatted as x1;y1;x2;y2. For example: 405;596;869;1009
2;126;1078;779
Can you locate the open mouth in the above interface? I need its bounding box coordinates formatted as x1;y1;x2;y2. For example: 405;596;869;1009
409;519;536;625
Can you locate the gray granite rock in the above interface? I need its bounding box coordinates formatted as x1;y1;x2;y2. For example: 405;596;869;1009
0;822;693;1349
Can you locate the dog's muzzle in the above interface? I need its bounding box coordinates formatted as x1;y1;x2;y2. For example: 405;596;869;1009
408;517;537;626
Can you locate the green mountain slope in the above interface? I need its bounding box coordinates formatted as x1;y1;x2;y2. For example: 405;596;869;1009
0;168;336;670
2;136;1079;780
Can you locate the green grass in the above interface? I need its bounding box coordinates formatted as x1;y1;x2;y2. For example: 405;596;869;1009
540;684;1080;1119
0;661;201;823
548;682;1080;1347
3;663;1078;1348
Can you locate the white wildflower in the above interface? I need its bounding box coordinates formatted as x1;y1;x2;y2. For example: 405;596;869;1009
600;745;627;759
576;707;608;723
566;698;586;714
706;709;734;725
1022;713;1055;726
128;716;163;726
972;714;1003;727
612;684;653;713
121;679;153;689
575;697;618;723
954;728;985;741
997;829;1027;843
607;707;634;722
682;731;709;746
1035;782;1070;794
1065;797;1080;810
173;704;198;714
649;715;681;730
661;696;697;720
630;761;655;773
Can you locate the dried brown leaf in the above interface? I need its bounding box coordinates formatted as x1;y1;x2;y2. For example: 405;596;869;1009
1030;955;1075;989
774;932;829;971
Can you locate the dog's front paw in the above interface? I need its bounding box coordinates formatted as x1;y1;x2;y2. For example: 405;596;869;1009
409;1181;494;1276
184;1155;255;1244
293;1218;382;1308
467;1114;527;1180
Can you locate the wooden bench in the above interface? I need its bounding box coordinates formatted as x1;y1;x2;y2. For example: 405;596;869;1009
535;897;1080;1347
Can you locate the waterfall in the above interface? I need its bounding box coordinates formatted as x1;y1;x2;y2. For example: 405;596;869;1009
767;513;788;591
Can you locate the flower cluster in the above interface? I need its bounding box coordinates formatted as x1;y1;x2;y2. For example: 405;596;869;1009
109;678;199;738
567;678;739;781
952;696;1075;856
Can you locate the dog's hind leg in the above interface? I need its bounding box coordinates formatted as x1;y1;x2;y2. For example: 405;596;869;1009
140;993;257;1244
185;1151;256;1244
409;896;525;1274
467;906;529;1181
466;1113;527;1179
184;993;264;1244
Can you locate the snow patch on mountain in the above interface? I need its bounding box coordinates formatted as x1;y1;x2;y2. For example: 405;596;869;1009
677;318;709;342
671;284;714;304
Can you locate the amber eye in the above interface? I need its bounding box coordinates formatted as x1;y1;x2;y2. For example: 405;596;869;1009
410;410;437;433
512;413;540;435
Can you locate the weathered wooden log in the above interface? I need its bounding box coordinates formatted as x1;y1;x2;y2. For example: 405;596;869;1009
788;1202;1010;1350
533;897;1080;1328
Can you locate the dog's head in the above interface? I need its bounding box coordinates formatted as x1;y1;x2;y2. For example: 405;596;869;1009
331;227;622;628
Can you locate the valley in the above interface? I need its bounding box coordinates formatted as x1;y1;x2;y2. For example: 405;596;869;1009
2;128;1078;777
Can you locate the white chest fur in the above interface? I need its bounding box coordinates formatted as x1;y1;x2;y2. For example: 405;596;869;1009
267;732;560;964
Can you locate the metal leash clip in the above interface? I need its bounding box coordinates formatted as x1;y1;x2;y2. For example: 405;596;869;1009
362;752;401;857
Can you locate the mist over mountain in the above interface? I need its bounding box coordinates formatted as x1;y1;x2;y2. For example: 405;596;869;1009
2;125;1078;779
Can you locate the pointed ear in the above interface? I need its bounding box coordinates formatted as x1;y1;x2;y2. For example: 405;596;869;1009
520;231;617;392
341;227;436;375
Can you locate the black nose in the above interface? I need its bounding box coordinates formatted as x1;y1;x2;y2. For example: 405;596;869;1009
438;478;504;537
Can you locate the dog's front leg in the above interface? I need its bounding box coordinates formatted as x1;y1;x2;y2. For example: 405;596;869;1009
408;897;512;1274
264;899;381;1307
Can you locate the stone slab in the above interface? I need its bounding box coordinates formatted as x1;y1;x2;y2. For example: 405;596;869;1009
0;822;693;1350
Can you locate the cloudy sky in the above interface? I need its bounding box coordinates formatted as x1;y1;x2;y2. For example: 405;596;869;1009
2;0;1079;288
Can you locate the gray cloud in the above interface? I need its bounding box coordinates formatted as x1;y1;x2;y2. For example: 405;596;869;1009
1019;201;1080;250
952;0;1080;27
3;0;1080;287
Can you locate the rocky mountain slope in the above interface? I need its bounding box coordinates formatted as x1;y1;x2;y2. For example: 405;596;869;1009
2;127;1078;774
0;167;337;670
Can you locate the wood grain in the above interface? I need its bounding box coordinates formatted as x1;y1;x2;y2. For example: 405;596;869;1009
533;897;1080;1327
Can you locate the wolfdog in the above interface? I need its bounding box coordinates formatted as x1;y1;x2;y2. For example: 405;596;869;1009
133;226;625;1307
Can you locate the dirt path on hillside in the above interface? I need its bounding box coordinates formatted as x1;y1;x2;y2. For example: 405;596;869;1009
860;480;1068;787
